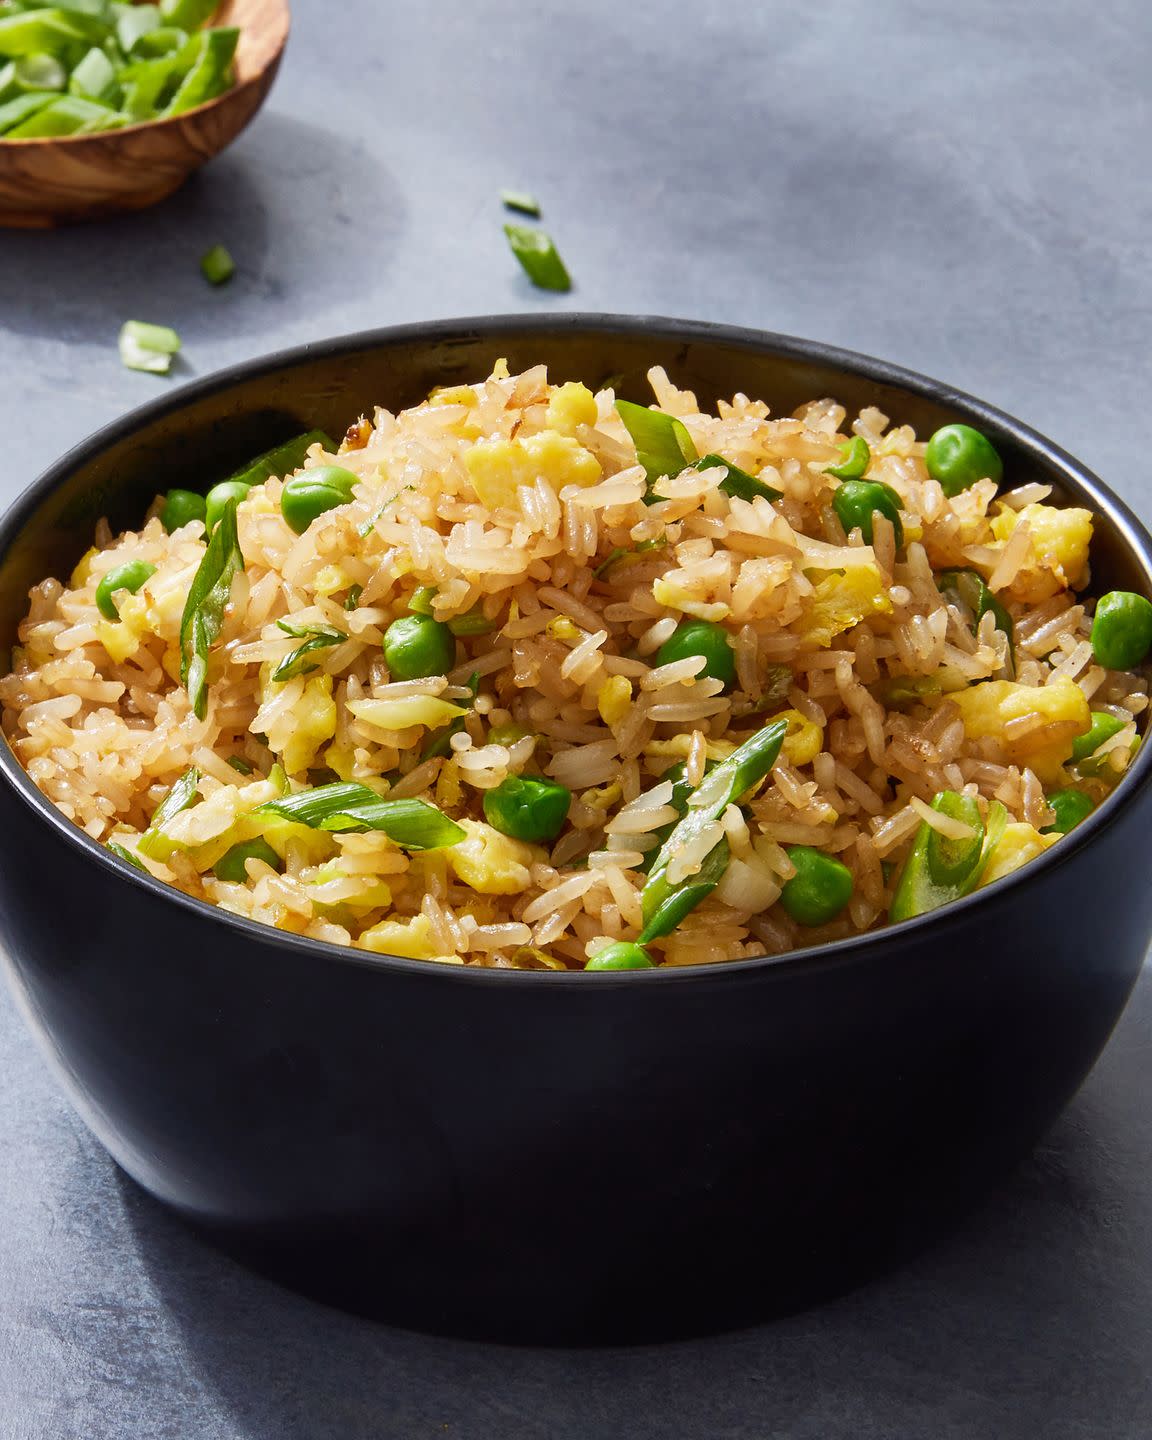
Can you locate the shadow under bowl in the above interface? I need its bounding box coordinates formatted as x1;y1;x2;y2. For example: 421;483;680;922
1;314;1151;1343
0;0;290;229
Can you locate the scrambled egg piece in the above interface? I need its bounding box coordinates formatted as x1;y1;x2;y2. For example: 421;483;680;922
280;675;338;775
347;696;465;731
71;547;99;588
775;708;825;766
358;913;463;963
96;592;150;663
800;565;891;647
464;430;600;511
445;819;538;894
989;503;1093;603
597;675;632;726
313;564;353;597
979;823;1060;888
947;676;1090;783
546;381;599;436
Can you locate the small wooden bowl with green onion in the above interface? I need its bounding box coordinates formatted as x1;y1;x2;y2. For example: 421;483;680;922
0;0;289;228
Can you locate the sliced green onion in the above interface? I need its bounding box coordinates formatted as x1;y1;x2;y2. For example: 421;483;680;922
420;672;480;761
136;765;201;858
222;429;334;490
160;0;222;27
68;46;115;100
117;4;161;54
614;399;698;492
696;453;783;503
133;25;191;60
119;319;181;375
503;222;571;292
226;754;253;775
271;620;347;682
408;586;437;614
15;52;66;91
256;783;464;850
0;10;107;59
161;25;237;116
0;90;53;134
448;607;494;637
179;497;243;720
639;719;789;941
501;188;541;216
825;436;871;480
5;92;116;136
936;568;1015;676
200;242;234;285
889;792;1006;923
592;547;627;579
344;584;363;611
106;839;148;872
357;485;415;537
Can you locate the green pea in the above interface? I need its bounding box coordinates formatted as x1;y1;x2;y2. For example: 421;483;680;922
825;435;870;480
1041;789;1094;835
585;941;654;971
779;845;854;926
924;423;1003;496
832;479;904;548
212;837;282;883
280;465;358;535
382;613;456;680
95;559;157;620
161;488;207;533
1069;710;1127;764
205;479;252;535
655;619;737;690
483;774;572;844
1090;591;1152;671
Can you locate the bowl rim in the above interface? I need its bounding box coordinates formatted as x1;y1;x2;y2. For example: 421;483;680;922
3;310;1151;988
0;0;290;149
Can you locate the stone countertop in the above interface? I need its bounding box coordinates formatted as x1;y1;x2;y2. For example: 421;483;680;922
2;0;1150;1435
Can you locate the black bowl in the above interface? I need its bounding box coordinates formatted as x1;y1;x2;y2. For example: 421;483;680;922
2;315;1151;1343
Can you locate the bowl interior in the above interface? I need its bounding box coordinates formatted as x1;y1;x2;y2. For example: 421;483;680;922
3;316;1149;666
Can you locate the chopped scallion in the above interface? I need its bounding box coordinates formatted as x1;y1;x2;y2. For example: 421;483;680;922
271;620;347;682
256;782;464;850
179;498;243;719
696;453;783;503
503;222;571;292
119;319;181;375
501;188;541;216
200;242;235;285
615;399;698;492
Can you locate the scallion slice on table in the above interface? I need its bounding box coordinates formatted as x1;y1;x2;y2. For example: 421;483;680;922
179;498;244;720
503;222;571;292
271;620;347;682
889;791;1007;922
200;242;235;285
638;718;790;941
119;320;181;374
500;188;541;216
256;782;465;850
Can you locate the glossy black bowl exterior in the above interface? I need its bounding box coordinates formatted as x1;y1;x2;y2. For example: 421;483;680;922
2;316;1151;1342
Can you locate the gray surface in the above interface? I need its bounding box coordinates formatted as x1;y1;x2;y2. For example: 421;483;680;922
1;0;1150;1435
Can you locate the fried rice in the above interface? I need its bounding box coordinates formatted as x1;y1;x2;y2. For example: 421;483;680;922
1;361;1145;969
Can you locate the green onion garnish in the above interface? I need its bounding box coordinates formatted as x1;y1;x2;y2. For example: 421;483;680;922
356;485;415;538
136;765;202;858
696;453;783;503
889;792;1006;922
222;430;335;490
106;839;149;872
593;547;627;579
161;26;238;116
226;754;253;775
408;586;437;615
200;243;235;285
501;188;541;216
119;320;181;375
344;584;363;611
639;718;789;941
936;568;1015;676
15;52;66;91
256;782;464;850
117;4;162;55
503;222;571;292
271;620;347;682
420;672;479;761
615;398;698;493
179;498;243;720
68;46;115;101
448;607;494;637
161;0;224;27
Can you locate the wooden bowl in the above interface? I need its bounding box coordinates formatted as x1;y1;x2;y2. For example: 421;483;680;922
0;0;290;228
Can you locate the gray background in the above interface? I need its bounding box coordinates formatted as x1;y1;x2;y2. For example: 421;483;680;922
2;0;1151;1435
